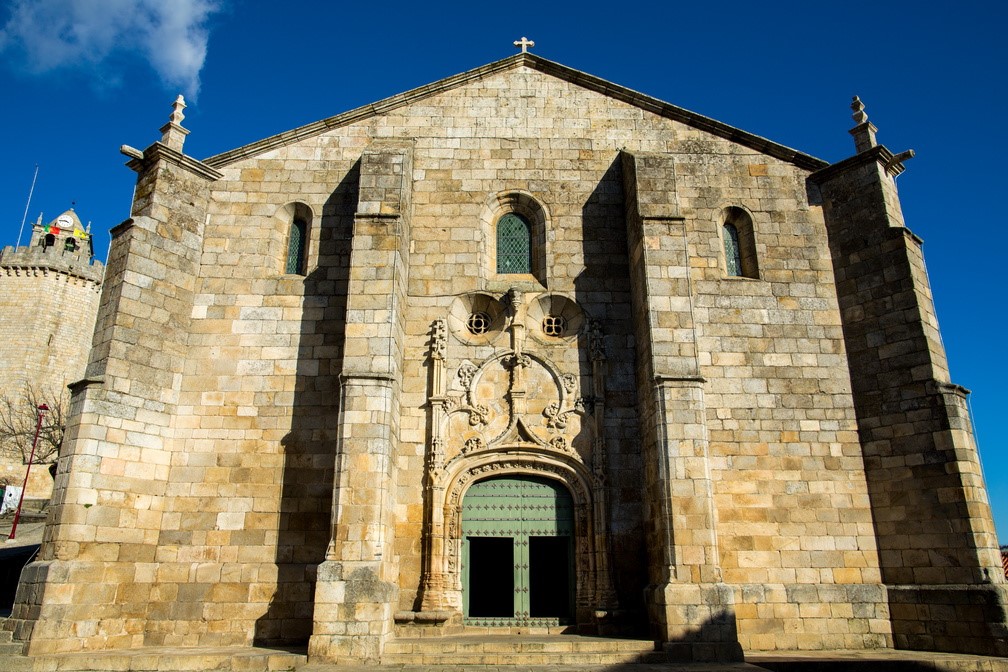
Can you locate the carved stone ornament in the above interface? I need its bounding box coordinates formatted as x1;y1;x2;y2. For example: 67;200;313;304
589;321;606;362
504;353;532;370
544;402;567;430
463;436;484;455
506;288;523;316
447;459;589;511
562;373;577;394
457;362;478;389
428;437;445;474
592;436;607;474
574;396;594;415
431;319;447;360
469;404;489;427
549;435;571;454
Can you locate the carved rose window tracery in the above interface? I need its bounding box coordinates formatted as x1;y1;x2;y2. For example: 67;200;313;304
466;312;491;335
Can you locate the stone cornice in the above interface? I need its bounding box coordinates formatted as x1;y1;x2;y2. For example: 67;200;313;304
808;145;906;185
126;142;223;181
203;53;827;172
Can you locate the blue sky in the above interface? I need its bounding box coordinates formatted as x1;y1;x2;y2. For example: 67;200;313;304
1;1;1006;540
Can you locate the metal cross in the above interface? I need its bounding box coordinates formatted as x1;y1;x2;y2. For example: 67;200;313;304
513;37;535;53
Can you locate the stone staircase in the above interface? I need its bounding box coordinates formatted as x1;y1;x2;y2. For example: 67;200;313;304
0;627;31;671
379;633;670;667
0;629;1005;671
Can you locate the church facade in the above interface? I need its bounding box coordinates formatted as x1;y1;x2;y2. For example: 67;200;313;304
7;53;1006;661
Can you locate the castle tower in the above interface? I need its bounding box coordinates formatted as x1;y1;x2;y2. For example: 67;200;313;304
0;209;104;498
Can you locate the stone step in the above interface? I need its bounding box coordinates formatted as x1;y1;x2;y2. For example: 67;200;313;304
749;651;1008;672
0;645;306;671
381;634;668;666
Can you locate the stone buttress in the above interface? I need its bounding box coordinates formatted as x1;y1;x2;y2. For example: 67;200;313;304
620;151;743;662
6;98;222;654
308;142;412;663
810;98;1008;656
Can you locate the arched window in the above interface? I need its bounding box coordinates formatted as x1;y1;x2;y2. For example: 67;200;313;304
723;223;742;276
721;207;759;279
285;218;308;275
43;234;55;249
64;238;78;252
496;213;532;274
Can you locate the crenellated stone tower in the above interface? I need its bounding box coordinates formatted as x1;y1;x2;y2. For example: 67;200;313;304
0;210;103;497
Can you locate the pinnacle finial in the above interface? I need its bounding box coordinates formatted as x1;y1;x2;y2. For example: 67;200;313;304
160;93;190;153
851;96;868;125
514;36;535;53
848;95;878;153
169;95;186;126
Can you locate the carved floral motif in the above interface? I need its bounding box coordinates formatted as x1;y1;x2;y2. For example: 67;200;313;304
504;353;532;370
549;435;571;454
463;436;484;454
544;402;566;429
469;404;489;427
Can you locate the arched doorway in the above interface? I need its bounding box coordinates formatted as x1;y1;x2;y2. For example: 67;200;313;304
461;475;575;626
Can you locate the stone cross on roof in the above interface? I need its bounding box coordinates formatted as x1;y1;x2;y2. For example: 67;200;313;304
513;36;534;53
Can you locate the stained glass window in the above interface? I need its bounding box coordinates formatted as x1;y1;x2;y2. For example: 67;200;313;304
286;218;307;275
496;213;531;274
723;223;742;277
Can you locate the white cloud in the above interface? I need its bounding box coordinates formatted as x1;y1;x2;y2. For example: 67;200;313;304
0;0;220;98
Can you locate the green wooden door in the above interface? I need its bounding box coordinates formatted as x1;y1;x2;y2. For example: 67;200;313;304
462;475;574;626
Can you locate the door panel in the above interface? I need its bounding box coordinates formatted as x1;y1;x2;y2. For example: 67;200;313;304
461;475;574;626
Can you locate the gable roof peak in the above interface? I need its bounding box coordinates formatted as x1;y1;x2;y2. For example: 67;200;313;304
203;52;824;171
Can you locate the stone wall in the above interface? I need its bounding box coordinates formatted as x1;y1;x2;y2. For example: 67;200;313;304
813;146;1008;655
9;54;1003;659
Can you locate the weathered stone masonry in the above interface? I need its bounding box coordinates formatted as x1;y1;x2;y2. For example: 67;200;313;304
7;54;1005;662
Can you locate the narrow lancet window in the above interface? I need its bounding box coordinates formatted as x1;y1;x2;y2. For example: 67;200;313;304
496;213;532;274
286;218;307;275
723;223;742;277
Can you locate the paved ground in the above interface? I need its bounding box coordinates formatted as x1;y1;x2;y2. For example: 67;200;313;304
0;643;1005;672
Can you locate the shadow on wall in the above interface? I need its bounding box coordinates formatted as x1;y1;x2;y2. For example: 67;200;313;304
574;155;648;628
253;163;360;645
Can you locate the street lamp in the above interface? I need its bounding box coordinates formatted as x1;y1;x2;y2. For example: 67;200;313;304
8;403;49;540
